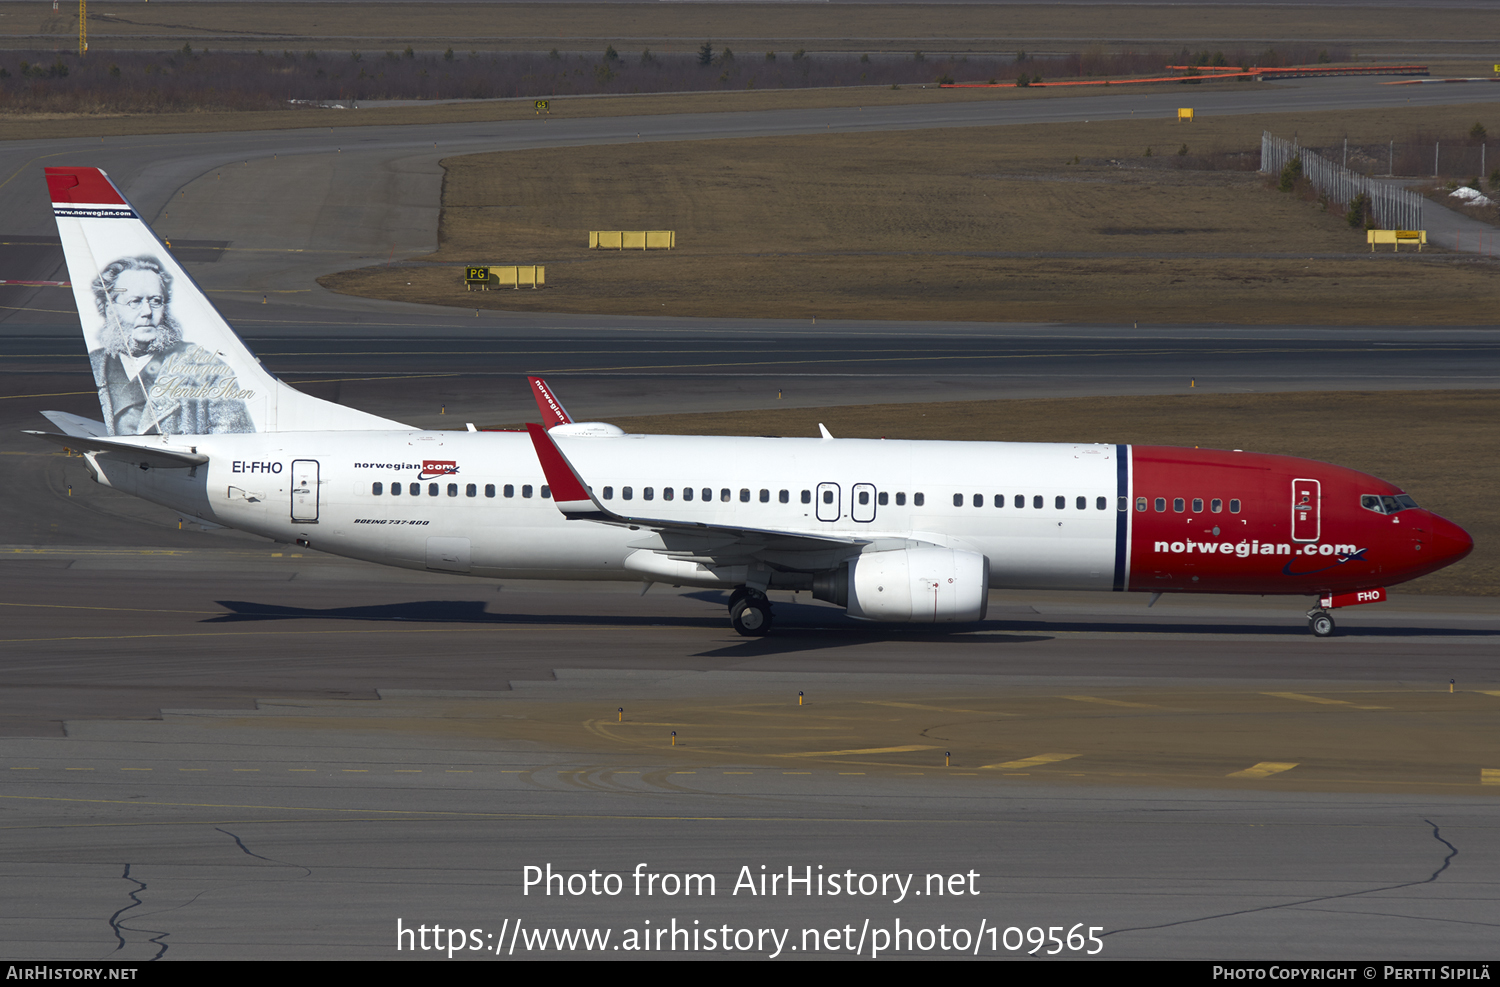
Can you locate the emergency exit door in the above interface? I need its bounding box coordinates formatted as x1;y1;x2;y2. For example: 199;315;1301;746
291;459;320;522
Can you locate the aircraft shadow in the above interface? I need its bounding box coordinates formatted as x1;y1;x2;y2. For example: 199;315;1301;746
207;599;726;628
204;597;1495;648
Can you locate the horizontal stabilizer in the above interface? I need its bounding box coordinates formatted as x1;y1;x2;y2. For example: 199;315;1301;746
40;410;109;438
25;430;208;469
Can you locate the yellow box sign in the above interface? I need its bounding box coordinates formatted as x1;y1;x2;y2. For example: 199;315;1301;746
589;231;676;250
1367;230;1425;251
493;265;545;288
1177;108;1194;122
465;265;544;289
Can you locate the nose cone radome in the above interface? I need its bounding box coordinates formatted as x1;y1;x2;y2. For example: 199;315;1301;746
1430;514;1474;569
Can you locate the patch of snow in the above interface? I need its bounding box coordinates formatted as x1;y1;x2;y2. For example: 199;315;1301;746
1449;186;1492;206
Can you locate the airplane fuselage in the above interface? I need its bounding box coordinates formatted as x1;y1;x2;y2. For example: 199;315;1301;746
84;430;1470;598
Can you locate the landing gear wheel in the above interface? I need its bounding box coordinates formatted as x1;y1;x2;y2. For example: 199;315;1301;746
730;599;773;637
727;586;754;610
1309;611;1335;637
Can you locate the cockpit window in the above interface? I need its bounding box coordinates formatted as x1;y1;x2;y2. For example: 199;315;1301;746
1362;493;1419;514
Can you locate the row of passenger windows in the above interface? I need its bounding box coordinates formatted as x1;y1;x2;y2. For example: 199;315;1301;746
1136;497;1242;514
371;482;551;499
599;487;932;505
367;483;1134;510
951;494;1118;510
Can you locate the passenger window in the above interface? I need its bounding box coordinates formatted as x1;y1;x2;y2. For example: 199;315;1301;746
801;490;812;504
740;488;751;503
372;482;383;495
1136;497;1147;512
541;486;551;499
760;489;770;503
780;490;790;504
1077;496;1087;510
702;488;712;502
1033;495;1043;509
823;490;834;505
1192;498;1203;512
994;494;1004;508
1055;496;1065;510
1015;494;1024;509
621;486;632;501
721;489;731;503
1099;497;1109;510
466;483;476;497
392;482;402;496
973;493;983;508
448;483;459;497
1210;498;1222;513
485;484;496;498
953;493;964;507
663;487;674;501
1154;498;1165;512
877;492;887;506
603;486;613;500
523;485;534;498
1173;498;1184;512
503;484;514;498
410;483;421;496
914;492;925;507
860;491;871;506
1229;499;1241;513
643;487;654;501
682;487;693;501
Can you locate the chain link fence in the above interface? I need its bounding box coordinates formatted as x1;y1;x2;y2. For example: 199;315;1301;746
1261;132;1424;231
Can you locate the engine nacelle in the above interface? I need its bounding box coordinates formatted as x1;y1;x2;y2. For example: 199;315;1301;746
817;548;989;623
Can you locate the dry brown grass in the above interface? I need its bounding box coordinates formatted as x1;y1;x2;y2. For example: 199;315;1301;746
323;104;1500;325
0;75;1129;141
514;390;1496;597
7;2;1496;55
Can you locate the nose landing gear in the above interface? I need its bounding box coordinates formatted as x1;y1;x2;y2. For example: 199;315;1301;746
1307;608;1335;638
729;587;773;636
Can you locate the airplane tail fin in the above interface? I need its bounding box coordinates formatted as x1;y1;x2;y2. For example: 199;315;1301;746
46;167;405;436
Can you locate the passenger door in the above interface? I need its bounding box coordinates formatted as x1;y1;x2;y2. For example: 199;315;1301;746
1291;478;1320;542
291;459;319;522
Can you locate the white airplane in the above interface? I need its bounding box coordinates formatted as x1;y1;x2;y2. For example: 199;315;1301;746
33;167;1473;637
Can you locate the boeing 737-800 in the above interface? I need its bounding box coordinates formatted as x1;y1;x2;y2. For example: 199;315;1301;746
31;167;1473;636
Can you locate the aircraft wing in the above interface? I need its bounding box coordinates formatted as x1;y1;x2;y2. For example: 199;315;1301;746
25;430;209;469
525;423;870;563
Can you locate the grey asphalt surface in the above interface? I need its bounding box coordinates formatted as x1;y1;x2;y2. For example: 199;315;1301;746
1;76;1497;961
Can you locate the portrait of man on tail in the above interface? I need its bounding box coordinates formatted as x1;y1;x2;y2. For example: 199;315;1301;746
88;255;255;436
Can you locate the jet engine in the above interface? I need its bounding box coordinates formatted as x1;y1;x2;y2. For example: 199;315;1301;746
813;547;989;622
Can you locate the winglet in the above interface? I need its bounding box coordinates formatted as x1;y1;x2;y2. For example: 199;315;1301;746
528;377;574;429
525;423;610;519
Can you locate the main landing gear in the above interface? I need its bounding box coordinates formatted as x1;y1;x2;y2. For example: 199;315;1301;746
728;586;773;637
1307;608;1336;638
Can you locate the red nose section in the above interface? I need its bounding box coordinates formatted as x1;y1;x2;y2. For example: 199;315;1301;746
1430;514;1474;568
